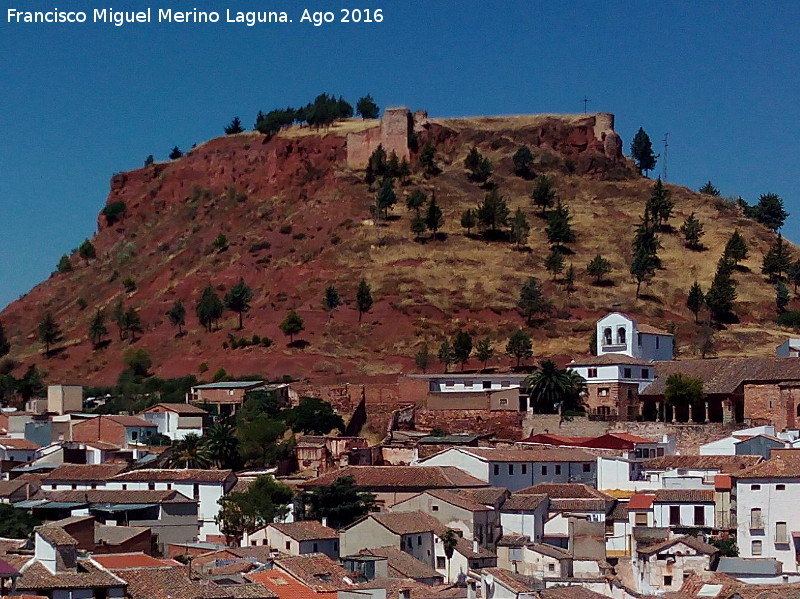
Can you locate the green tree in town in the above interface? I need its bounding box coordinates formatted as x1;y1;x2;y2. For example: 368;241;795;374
705;257;738;323
286;397;345;435
586;254;612;285
687;282;705;323
439;529;460;583
531;174;556;216
777;282;791;315
460;209;477;236
525;360;586;414
544;248;565;279
680;212;704;250
224;117;244;135
664;373;705;422
78;239;96;263
168;433;211;468
356;279;373;323
301;475;376;529
414;343;432;373
123;347;152;377
356;95;379;119
517;278;553;325
762;234;792;282
545;202;575;247
279;310;304;344
476;338;494;371
225;278;253;330
56;255;72;273
196;285;224;332
425;195;444;239
506;330;533;368
513;145;534;178
322;285;341;322
630;127;657;176
167;300;186;335
510;208;531;250
723;230;748;265
0;504;41;539
699;181;720;196
476;189;510;236
88;309;108;348
203;421;241;469
438;339;454;373
216;476;293;544
452;330;473;370
37;312;62;356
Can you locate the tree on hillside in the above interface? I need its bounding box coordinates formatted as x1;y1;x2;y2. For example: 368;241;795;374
464;147;492;184
517;278;553;325
414;343;432;373
425;195;444;239
322;285;341;322
373;176;397;220
545;201;575;247
751;193;788;231
531;175;556;216
630;246;657;299
513;145;534;178
563;264;576;295
123;347;152;377
646;178;674;229
687;282;705;323
410;213;426;240
102;201;127;226
196;286;224;332
788;260;800;294
586;254;612;285
225;278;253;330
630;212;660;298
356;279;373;323
301;475;376;529
680;213;705;250
111;299;126;340
78;239;96;263
630;127;657;176
777;282;791;315
476;338;494;371
438;340;454;373
406;189;427;214
510;208;530;249
167;300;186;335
723;230;748;265
56;255;72;273
169;146;183;160
705;257;737;323
460;208;477;236
476;189;510;236
122;307;143;342
506;330;533;368
699;181;720;196
88;309;108;348
37;312;62;356
16;365;44;401
452;330;473;371
356;95;379;119
279;310;304;344
544;249;565;279
144;155;154;167
419;142;438;176
224;117;244;135
762;234;792;282
694;324;716;359
0;320;9;358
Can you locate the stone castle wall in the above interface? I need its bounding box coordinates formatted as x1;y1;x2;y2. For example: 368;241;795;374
346;107;414;168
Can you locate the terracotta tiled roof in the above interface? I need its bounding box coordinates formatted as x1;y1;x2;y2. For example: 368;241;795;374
43;463;129;482
103;415;158;428
92;553;169;570
455;486;509;506
736;449;800;478
637;534;718;556
480;567;538;593
458;446;596;463
628;494;655;510
549;498;609;512
516;483;611;500
95;524;150;545
501;493;548;512
0;478;31;498
528;542;572;560
570;354;652;366
219;582;277;598
44;489;194;504
366;511;443;535
454;536;495;560
36;525;77;546
642;357;800;396
653;489;714;503
141;403;208;414
114;565;232;599
0;437;40;450
540;586;611;599
608;501;629;520
637;324;671;335
15;559;125;592
358;546;442;581
298;465;487;490
247;569;333;599
111;469;233;483
643;454;761;473
268;520;338;541
273;553;351;592
673;571;800;599
424;488;492;512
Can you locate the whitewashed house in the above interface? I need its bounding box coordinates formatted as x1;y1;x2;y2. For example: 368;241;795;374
0;437;39;464
595;312;674;362
138;403;207;440
633;535;718;594
651;489;715;530
264;520;340;559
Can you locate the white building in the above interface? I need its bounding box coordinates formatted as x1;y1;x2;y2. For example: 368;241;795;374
595;312;674;362
138;403;207;440
777;338;800;357
651;489;715;529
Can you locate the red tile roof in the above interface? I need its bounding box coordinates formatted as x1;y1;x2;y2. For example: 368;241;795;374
637;534;718;556
36;526;77;546
298;465;487;490
358;546;442;581
458;446;596;463
43;463;129;482
515;483;611;500
268;521;338;541
44;489;194;504
140;403;208;415
643;454;762;473
628;494;655;510
103;415;158;428
736;449;800;478
92;553;170;570
111;469;233;483
247;569;335;599
15;559;125;592
0;437;40;450
365;511;443;535
273;553;351;592
501;494;549;512
570;354;652;366
653;489;714;503
424;488;493;512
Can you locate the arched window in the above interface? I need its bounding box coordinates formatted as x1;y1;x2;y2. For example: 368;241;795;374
603;328;612;345
617;327;626;345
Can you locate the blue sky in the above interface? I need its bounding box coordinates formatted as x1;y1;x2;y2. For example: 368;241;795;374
1;1;798;309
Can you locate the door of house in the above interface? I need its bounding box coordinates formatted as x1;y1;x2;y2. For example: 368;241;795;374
670;506;680;526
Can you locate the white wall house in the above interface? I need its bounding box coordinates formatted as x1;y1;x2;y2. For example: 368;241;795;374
138;403;207;441
736;450;800;573
596;312;673;362
651;489;715;529
700;425;778;455
408;373;529;393
777;339;800;357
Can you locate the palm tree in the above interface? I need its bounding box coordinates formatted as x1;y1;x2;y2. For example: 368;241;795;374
439;529;460;583
525;360;571;414
203;422;241;469
168;433;211;469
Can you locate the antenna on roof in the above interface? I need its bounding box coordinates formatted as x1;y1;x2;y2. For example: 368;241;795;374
582;96;591;114
662;133;670;181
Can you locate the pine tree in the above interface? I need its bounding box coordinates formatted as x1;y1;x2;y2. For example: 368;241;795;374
225;278;254;329
506;330;533;368
167;300;186;335
111;299;126;340
646;178;674;229
322;285;341;321
476;189;510;235
699;181;720;196
78;239;96;263
88;309;108;347
531;175;556;216
517;278;553;325
544;249;565;279
419;142;437;176
464;147;491;183
762;234;792;282
687;282;705;323
414;343;432;373
279;310;304;343
356;95;379;119
476;338;493;370
460;209;477;236
356;279;373;323
224;117;244;135
776;282;790;315
680;212;705;250
0;320;9;358
144;155;154;167
406;189;427;213
705;257;737;323
56;255;72;273
373;176;396;220
630;245;657;299
510;208;530;249
788;260;800;293
630;127;657;176
464;146;481;172
723;230;749;265
425;195;444;239
452;330;473;370
410;214;426;240
196;286;224;332
123;307;142;342
512;145;534;178
37;312;62;356
586;254;612;285
751;193;788;231
438;340;454;373
563;264;576;295
169;146;183;160
545;202;575;247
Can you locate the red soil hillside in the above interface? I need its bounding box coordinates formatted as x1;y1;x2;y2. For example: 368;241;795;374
1;114;797;386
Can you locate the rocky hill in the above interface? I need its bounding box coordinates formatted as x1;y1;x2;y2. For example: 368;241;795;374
1;111;795;386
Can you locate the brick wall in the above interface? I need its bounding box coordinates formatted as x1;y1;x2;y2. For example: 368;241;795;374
585;382;641;419
744;383;786;429
346;108;411;168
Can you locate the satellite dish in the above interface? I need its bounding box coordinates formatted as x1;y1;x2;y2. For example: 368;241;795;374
484;574;495;587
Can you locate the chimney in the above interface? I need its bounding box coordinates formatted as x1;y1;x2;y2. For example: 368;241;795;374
321;517;328;528
473;539;479;554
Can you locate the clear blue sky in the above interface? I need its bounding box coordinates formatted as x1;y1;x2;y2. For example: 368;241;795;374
1;0;798;309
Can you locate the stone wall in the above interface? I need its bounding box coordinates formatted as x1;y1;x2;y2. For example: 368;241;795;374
346;107;412;168
415;409;523;440
742;382;800;430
